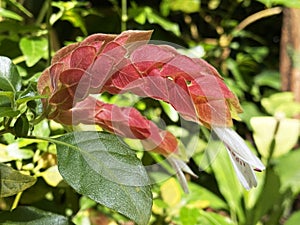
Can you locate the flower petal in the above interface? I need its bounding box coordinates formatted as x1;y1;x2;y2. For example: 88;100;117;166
226;147;257;190
212;126;265;171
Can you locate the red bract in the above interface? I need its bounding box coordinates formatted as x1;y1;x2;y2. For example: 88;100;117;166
38;30;241;154
38;30;264;191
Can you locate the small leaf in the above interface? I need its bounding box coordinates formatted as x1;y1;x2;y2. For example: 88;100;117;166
160;101;179;122
56;131;152;225
14;114;30;137
0;143;34;162
0;206;70;224
160;178;182;206
0;8;23;21
19;37;48;67
0;56;21;92
0;162;36;197
169;0;200;14
41;165;63;187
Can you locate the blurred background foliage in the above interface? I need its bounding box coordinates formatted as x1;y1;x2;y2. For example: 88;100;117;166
0;0;300;224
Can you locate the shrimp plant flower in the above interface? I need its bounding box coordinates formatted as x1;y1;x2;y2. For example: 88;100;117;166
38;30;265;192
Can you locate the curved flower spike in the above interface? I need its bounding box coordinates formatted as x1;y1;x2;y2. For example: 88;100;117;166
38;30;264;192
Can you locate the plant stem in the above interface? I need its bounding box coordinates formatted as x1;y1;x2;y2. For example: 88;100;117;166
46;0;52;66
11;192;23;211
121;0;127;31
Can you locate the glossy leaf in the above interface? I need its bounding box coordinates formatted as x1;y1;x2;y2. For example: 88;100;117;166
0;162;36;197
19;37;48;67
14;114;30;137
0;56;21;92
0;206;70;224
56;131;152;225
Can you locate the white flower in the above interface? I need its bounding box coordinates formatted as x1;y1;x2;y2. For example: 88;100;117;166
212;126;265;190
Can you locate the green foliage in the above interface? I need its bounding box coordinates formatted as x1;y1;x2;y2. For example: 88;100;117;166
0;0;300;225
0;163;36;197
0;206;70;224
56;132;152;225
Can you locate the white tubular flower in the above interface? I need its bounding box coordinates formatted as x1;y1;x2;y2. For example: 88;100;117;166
168;156;198;194
212;126;265;190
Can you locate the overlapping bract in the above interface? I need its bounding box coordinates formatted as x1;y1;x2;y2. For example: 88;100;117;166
38;30;264;190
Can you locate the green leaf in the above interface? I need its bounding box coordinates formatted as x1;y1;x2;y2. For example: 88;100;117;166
0;143;34;162
226;58;249;91
0;162;36;197
251;117;300;158
129;5;180;36
256;0;300;8
56;131;152;225
261;92;300;117
19;37;48;67
205;141;244;222
199;210;235;225
160;101;179;122
161;0;200;14
14;114;30;137
0;8;23;21
0;107;20;117
275;149;300;193
0;206;70;225
187;182;228;210
180;207;201;225
285;211;300;225
246;169;281;225
0;56;21;92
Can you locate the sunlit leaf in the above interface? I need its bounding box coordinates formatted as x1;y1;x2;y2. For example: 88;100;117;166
251;117;300;158
0;56;21;92
56;131;152;225
0;162;36;197
160;178;182;206
199;210;235;225
160;101;179;122
0;206;70;224
180;207;201;225
19;37;48;67
0;8;23;21
186;182;228;210
41;165;63;187
285;211;300;225
0;143;34;162
261;92;300;117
